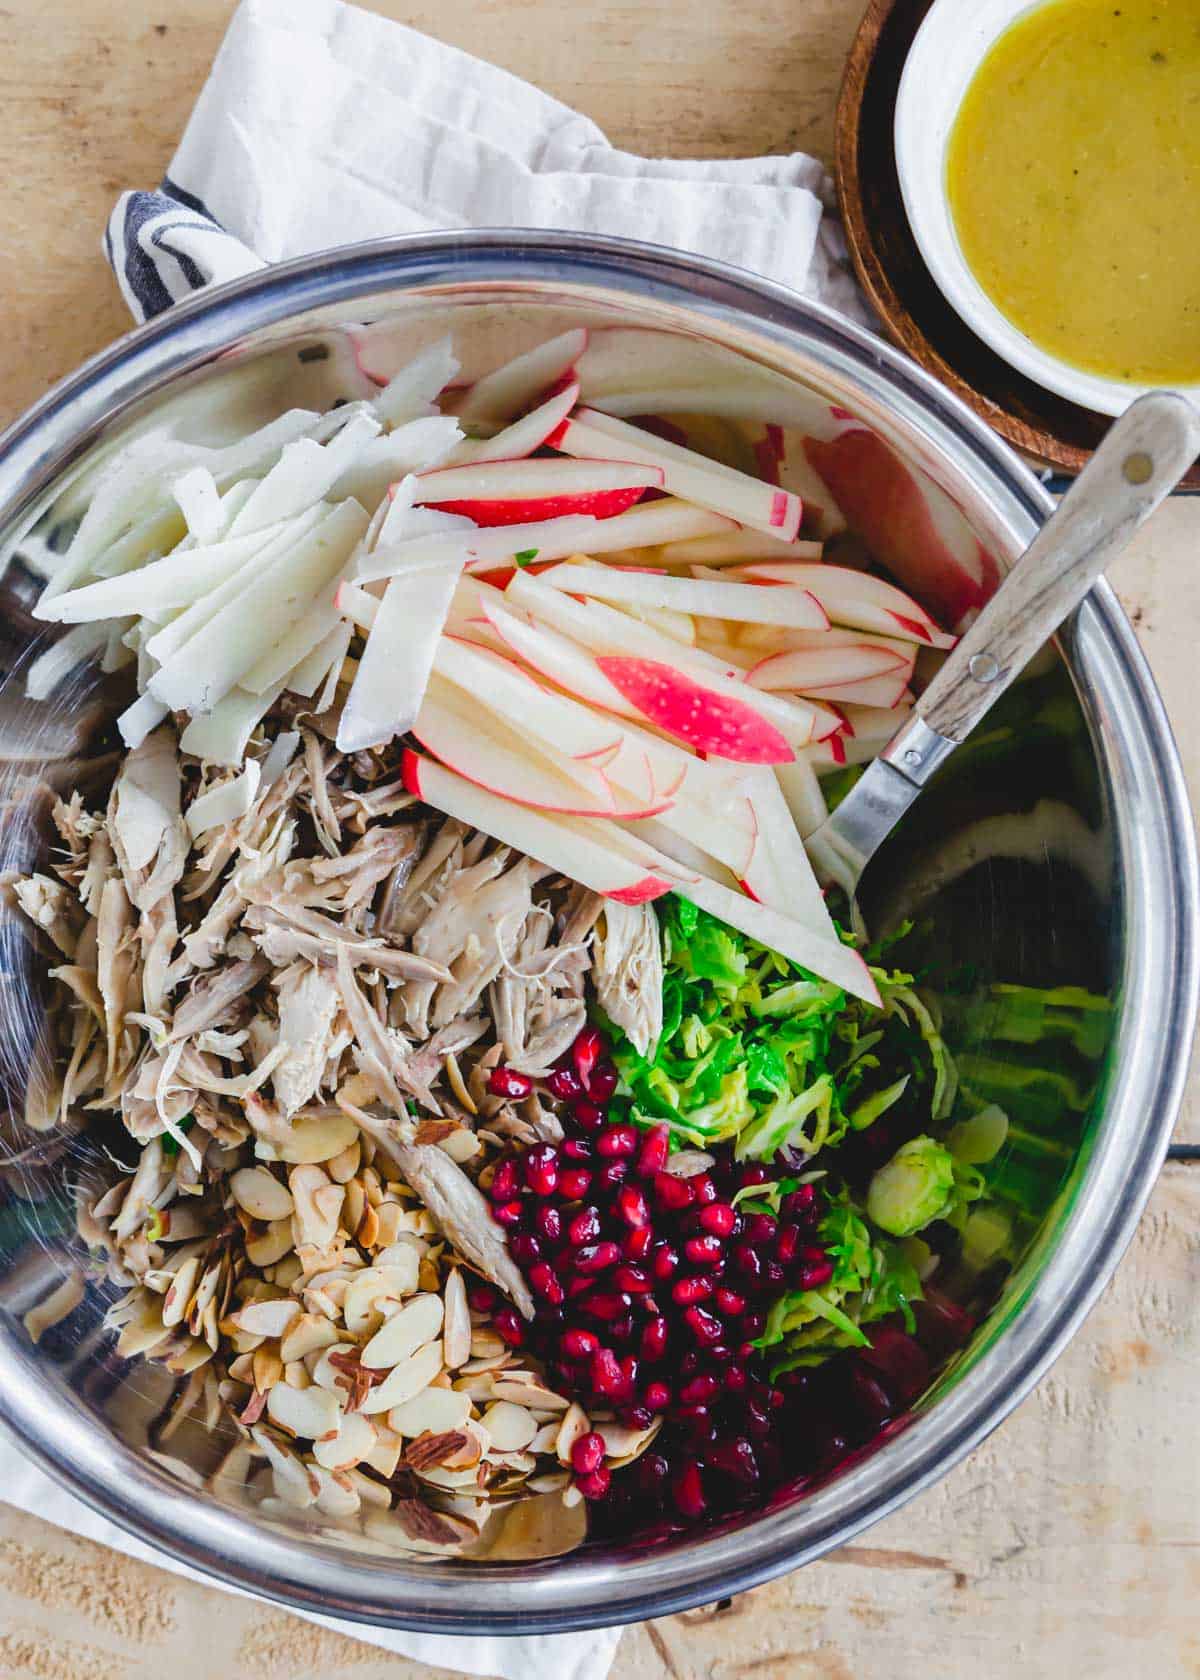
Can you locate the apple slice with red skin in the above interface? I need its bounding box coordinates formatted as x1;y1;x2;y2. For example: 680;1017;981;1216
805;702;915;768
746;642;912;694
537;560;828;631
507;570;839;745
400;748;676;905
552;408;802;540
451;328;589;425
803;427;1000;629
443;382;580;466
414;677;675;819
658;529;823;567
596;656;795;764
729;561;956;648
413;457;662;527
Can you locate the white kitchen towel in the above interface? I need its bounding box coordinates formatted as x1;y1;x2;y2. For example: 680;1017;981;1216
105;0;868;326
0;1426;622;1679
82;1;864;1670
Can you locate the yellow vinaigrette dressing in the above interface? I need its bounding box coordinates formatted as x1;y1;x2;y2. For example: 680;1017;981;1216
946;0;1200;385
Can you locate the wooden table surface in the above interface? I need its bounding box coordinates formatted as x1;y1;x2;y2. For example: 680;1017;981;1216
1;2;1198;1676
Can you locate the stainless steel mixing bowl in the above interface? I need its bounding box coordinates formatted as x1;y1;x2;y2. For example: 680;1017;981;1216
0;232;1192;1633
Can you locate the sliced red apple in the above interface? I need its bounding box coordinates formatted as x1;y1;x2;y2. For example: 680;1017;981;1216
452;329;589;425
805;702;913;768
400;748;675;905
746;643;911;695
445;383;580;465
554;409;801;539
658;529;824;567
736;766;833;934
729;562;957;648
595;656;793;765
507;572;837;746
538;560;828;630
803;428;1000;628
413;458;662;527
774;758;828;839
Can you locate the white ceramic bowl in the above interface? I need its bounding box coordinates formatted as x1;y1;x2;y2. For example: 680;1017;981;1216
894;0;1200;419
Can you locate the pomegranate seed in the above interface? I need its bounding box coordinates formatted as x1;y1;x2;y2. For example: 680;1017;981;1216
743;1213;778;1245
610;1312;635;1343
491;1199;524;1228
744;1400;772;1439
640;1319;669;1362
636;1126;670;1177
558;1167;593;1201
637;1451;670;1493
671;1275;713;1306
489;1066;533;1100
723;1365;748;1393
493;1307;524;1347
573;1025;606;1079
683;1305;724;1344
713;1286;746;1316
571;1431;606;1474
547;1066;583;1101
620;1404;653;1431
618;1354;640;1395
690;1174;718;1207
567;1275;593;1299
562;1137;592;1161
529;1262;564;1305
623;1225;653;1260
698;1202;737;1237
651;1242;680;1281
583;1289;633;1321
738;1163;769;1186
509;1232;542;1266
679;1372;720;1405
742;1310;766;1337
574;1241;621;1273
614;1262;652;1294
643;1379;672;1411
684;1235;724;1266
704;1343;732;1365
588;1060;619;1102
593;1161;630;1192
596;1125;638;1159
763;1260;785;1289
523;1143;559;1196
488;1159;519;1202
590;1346;623;1396
850;1365;893;1425
672;1462;706;1518
653;1172;695;1211
534;1204;563;1244
707;1436;759;1485
615;1184;650;1227
561;1327;599;1359
733;1245;763;1282
860;1327;930;1405
781;1185;818;1218
775;1226;800;1263
797;1259;834;1289
576;1465;612;1500
572;1099;607;1132
467;1282;497;1312
568;1206;603;1247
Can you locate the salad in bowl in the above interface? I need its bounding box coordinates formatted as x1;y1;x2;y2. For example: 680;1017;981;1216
3;319;1107;1555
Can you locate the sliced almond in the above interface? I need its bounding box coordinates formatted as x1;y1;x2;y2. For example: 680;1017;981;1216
283;1360;312;1390
312;1408;377;1471
267;1380;341;1441
362;1422;404;1479
259;1110;359;1166
312;1343;357;1393
528;1470;570;1494
311;1464;361;1517
325;1139;361;1184
289;1164;344;1250
442;1268;471;1370
469;1329;506;1361
246;1219;296;1269
481;1401;537;1453
360;1293;443;1371
251;1425;320;1508
344;1467;392;1510
160;1257;201;1329
387;1385;473;1438
529;1423;561;1456
359;1339;444;1414
597;1414;663;1464
279;1312;340;1364
341;1176;366;1238
230;1166;294;1222
372;1201;404;1247
491;1378;569;1411
230;1298;300;1339
555;1403;589;1468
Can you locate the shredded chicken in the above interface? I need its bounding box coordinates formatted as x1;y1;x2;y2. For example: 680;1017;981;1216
592;900;664;1056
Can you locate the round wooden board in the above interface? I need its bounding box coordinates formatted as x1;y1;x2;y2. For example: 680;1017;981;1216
834;0;1200;488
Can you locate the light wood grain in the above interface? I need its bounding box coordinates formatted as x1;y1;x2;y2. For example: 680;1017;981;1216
0;1;1197;1674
